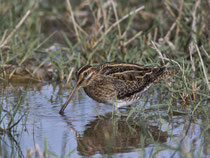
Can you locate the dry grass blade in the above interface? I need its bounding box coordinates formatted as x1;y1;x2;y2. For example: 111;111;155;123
151;41;165;65
0;30;8;45
66;0;80;42
164;22;176;43
201;45;210;59
158;22;176;50
161;57;183;74
189;45;196;75
189;44;196;95
191;0;200;43
195;44;210;90
100;1;108;31
66;0;89;39
111;0;122;38
93;5;145;48
175;0;183;44
66;67;74;85
188;0;200;66
0;10;31;48
187;0;200;93
164;1;176;17
124;31;142;46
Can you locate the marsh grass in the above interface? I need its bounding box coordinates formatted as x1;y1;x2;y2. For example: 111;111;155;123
0;89;27;157
0;0;209;157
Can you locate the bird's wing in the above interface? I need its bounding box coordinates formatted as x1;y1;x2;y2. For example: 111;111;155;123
109;67;168;100
98;63;153;76
97;63;168;99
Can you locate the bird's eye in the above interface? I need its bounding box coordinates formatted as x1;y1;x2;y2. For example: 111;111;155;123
83;72;88;77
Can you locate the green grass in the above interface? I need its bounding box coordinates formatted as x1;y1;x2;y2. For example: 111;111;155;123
0;0;209;157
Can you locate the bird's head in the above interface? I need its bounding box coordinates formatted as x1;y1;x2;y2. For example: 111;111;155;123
59;65;98;114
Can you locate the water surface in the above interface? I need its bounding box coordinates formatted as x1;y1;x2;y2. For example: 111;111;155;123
0;82;209;158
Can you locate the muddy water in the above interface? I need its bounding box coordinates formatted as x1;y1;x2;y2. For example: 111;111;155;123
0;82;209;158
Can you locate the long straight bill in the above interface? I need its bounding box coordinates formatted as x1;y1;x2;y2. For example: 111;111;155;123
59;85;79;114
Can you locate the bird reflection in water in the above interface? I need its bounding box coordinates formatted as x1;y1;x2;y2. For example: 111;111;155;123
63;113;168;156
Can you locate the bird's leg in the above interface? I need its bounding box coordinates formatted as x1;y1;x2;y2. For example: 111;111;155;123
111;99;122;118
115;106;121;117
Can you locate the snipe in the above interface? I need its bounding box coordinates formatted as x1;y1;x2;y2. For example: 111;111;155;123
59;63;170;114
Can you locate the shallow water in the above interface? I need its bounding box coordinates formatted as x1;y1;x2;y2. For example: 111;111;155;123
0;82;209;158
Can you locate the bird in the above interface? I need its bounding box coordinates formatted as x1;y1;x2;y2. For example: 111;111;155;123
59;63;171;114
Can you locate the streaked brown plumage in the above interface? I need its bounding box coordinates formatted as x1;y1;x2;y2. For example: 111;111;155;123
59;63;170;114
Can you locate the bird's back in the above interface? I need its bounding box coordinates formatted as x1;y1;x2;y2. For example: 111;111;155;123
84;63;169;107
98;63;169;104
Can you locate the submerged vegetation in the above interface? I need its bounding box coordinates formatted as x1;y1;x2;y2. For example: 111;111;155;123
0;0;209;157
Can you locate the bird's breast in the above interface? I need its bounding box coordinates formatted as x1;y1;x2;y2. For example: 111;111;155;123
83;79;116;104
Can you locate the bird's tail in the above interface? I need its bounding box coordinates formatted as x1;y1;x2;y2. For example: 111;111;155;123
154;64;177;83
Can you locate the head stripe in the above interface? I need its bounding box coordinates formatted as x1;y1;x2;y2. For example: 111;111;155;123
76;65;91;79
